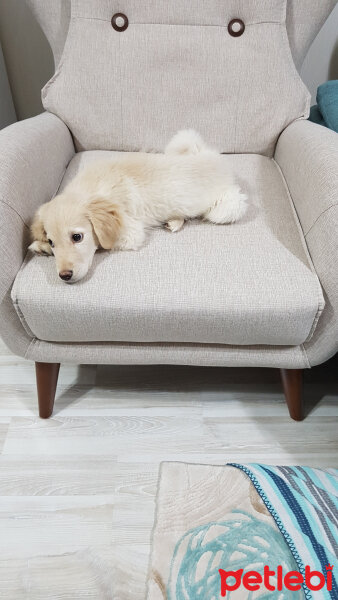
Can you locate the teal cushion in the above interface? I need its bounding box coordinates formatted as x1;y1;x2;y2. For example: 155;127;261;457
309;104;326;127
317;80;338;133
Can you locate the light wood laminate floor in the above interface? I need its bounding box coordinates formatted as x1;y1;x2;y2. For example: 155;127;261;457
0;337;337;599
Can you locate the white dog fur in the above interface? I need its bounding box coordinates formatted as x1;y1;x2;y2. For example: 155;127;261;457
29;129;247;282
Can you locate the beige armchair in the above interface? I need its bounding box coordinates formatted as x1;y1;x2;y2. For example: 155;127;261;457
0;0;337;420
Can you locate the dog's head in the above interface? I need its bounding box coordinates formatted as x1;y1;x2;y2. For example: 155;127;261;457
29;195;122;283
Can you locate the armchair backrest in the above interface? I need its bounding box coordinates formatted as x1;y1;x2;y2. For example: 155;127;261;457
25;1;337;155
26;1;337;70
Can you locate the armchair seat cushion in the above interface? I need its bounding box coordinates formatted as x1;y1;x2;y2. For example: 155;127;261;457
11;152;324;346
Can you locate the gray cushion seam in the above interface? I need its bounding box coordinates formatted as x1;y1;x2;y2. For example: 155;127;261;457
74;17;283;26
272;158;325;343
300;344;311;369
0;198;29;228
12;296;35;339
51;163;70;198
24;335;37;360
305;203;338;238
0;158;70;228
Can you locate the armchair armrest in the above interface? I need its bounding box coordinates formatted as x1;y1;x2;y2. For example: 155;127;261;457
275;120;338;365
0;112;74;305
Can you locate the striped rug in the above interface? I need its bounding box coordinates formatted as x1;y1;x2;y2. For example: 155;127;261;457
229;465;338;600
147;463;337;600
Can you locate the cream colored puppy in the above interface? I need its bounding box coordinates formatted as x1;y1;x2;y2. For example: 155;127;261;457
29;130;247;282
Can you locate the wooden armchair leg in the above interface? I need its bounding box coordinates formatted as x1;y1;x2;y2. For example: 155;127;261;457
280;368;303;421
35;362;60;418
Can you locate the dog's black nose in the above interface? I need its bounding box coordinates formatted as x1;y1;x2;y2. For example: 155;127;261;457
59;270;73;281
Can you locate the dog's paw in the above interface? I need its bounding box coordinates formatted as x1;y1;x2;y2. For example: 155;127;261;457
116;241;140;251
115;235;145;251
165;218;185;233
28;241;53;256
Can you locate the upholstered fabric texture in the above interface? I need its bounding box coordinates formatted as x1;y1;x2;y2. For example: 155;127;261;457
42;0;310;155
0;281;310;369
26;0;337;71
12;151;324;346
0;113;74;305
0;113;74;358
0;267;310;369
275;120;338;236
24;337;310;369
275;120;338;366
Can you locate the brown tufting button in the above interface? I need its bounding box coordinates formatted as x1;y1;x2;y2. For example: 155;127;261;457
228;18;245;37
111;13;128;32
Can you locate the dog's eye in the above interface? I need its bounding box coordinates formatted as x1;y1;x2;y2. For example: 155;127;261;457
48;239;54;248
72;233;83;243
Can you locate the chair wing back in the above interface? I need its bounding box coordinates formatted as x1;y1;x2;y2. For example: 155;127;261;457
286;0;337;69
25;0;336;155
25;0;337;70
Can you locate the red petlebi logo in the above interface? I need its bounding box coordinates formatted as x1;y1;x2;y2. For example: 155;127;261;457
219;564;334;596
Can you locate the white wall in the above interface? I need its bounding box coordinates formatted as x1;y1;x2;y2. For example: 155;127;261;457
0;2;337;119
0;0;53;121
0;40;16;128
301;3;338;101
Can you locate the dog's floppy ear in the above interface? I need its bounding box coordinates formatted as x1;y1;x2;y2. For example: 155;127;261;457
87;198;122;249
28;206;53;255
30;207;47;242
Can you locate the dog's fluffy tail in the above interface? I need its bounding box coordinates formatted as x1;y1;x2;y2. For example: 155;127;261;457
165;129;210;156
205;186;248;224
